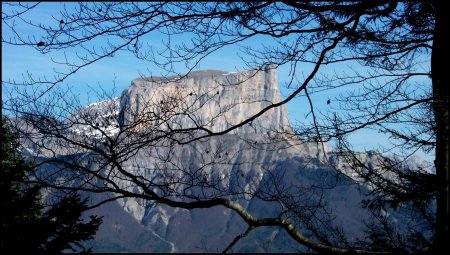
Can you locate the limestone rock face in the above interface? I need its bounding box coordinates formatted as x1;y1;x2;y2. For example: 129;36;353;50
104;67;353;252
118;66;291;135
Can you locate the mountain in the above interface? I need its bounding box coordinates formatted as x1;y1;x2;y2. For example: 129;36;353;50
21;66;431;252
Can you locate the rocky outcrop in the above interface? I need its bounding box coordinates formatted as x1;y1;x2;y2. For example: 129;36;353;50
100;67;349;252
118;66;291;135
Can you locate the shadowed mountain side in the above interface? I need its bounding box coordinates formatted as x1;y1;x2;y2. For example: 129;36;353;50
81;192;174;253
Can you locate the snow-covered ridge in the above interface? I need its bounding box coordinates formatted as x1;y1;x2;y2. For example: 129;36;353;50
67;97;120;137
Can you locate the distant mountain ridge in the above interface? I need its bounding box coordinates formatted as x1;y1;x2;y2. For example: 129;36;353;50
19;67;430;252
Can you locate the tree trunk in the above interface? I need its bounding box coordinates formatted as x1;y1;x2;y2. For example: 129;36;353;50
431;0;449;252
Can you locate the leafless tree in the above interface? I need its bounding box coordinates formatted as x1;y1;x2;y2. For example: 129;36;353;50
2;1;447;253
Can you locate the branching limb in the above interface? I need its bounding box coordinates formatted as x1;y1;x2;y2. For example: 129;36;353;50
222;225;255;253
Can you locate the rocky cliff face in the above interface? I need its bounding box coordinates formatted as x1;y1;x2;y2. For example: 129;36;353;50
86;67;365;252
118;66;291;135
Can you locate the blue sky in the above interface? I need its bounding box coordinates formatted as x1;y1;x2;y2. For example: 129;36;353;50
1;2;433;160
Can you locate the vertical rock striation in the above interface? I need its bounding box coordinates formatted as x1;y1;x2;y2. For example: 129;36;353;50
118;66;291;135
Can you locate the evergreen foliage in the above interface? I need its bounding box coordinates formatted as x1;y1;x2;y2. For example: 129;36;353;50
0;118;102;254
